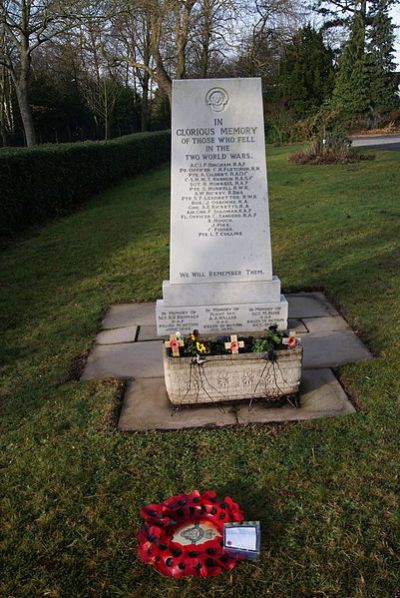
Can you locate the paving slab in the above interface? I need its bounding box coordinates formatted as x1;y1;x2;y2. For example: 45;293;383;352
299;369;356;415
81;341;163;380
137;325;159;341
236;369;355;424
302;315;349;333
102;303;156;329
81;292;373;429
287;293;340;319
96;326;138;345
118;378;237;431
301;331;372;368
117;369;355;431
287;318;308;334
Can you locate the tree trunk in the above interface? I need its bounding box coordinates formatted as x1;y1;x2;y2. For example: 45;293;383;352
175;0;196;80
15;79;37;146
153;50;172;105
199;0;212;78
104;82;109;140
0;67;7;146
11;33;37;147
141;21;151;132
150;16;172;105
0;124;7;147
200;37;210;78
141;70;150;131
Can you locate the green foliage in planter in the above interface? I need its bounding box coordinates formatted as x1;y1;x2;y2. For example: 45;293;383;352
252;329;284;352
166;328;296;358
0;130;171;239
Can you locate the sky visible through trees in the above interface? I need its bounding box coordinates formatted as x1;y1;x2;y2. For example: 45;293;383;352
0;0;399;147
391;4;400;62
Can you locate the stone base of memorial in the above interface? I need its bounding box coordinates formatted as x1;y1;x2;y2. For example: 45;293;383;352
163;346;302;406
156;277;288;335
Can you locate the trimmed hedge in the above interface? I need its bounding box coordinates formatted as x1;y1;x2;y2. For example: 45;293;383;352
0;130;171;239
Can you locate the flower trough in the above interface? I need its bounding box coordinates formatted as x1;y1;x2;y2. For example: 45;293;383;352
163;329;303;406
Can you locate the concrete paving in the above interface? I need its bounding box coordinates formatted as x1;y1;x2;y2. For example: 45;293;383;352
287;318;308;333
118;378;238;431
81;341;163;380
137;325;159;341
302;315;348;333
118;369;355;431
286;293;339;318
83;328;372;380
301;331;372;368
236;368;355;425
80;292;373;430
96;325;138;345
102;302;156;329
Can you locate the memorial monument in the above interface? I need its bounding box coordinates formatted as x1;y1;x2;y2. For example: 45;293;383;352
156;78;288;336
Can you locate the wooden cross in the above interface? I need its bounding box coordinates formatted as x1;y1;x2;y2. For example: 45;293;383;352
165;334;184;357
224;334;244;354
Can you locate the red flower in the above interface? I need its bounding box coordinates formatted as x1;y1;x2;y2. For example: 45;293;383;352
137;490;245;577
288;335;297;348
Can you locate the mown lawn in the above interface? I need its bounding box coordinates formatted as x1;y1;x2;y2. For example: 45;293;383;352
1;146;399;597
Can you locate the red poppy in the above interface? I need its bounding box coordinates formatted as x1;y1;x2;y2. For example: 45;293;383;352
137;489;245;577
288;335;297;348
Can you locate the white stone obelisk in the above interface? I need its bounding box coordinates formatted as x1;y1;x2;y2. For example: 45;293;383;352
156;78;288;335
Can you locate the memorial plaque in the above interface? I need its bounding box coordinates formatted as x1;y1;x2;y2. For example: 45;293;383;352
156;78;288;335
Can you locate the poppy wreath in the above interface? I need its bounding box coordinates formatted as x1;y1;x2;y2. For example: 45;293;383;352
137;489;245;577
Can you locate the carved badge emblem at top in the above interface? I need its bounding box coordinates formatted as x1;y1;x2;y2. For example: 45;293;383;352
206;87;229;112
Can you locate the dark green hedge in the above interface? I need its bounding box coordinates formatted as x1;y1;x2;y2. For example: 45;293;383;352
0;130;171;238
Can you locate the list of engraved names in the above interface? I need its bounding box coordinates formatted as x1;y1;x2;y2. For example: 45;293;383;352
177;121;260;239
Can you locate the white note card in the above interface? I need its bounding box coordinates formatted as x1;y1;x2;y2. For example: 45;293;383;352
225;526;257;551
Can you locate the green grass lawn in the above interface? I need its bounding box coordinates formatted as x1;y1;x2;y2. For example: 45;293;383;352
1;146;399;597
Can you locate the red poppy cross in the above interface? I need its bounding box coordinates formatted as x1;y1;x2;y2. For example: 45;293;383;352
165;334;184;357
224;335;244;354
282;330;298;349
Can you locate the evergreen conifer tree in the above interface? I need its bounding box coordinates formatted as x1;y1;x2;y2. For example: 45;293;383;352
277;25;335;119
332;12;370;115
366;0;398;113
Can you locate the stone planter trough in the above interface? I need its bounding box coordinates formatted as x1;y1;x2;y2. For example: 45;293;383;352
164;346;303;406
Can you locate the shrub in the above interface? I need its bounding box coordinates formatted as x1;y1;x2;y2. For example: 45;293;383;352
288;105;375;164
292;107;351;142
288;132;374;164
264;105;351;146
0;130;171;239
265;106;298;144
351;109;400;135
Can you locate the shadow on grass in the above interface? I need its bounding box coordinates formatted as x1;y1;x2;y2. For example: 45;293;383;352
0;169;170;427
1;155;400;433
216;479;292;555
278;224;400;347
